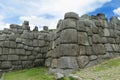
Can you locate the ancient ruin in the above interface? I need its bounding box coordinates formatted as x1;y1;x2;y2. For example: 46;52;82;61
0;12;120;75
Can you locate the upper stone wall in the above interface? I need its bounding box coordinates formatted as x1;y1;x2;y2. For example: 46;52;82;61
46;12;120;75
0;21;52;71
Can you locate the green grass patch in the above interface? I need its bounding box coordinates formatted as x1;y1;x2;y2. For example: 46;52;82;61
4;67;54;80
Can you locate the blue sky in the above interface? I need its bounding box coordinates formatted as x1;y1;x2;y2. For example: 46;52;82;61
0;0;120;30
88;0;120;19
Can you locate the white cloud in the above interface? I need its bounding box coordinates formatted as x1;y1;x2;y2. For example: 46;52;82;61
118;17;120;20
113;7;120;16
0;15;10;30
113;7;120;20
0;0;111;30
19;16;58;30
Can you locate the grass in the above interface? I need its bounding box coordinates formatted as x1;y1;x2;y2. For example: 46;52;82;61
74;57;120;80
4;67;54;80
3;57;120;80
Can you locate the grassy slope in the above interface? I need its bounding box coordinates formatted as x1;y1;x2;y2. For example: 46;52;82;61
4;57;120;80
73;57;120;80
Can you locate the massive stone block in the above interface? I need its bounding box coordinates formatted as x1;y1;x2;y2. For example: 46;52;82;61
0;61;12;69
60;29;77;43
51;59;59;68
79;46;86;55
78;32;89;45
92;44;106;55
8;55;19;60
104;28;110;37
64;12;79;20
77;20;86;31
59;57;79;70
92;34;101;43
59;44;79;56
77;56;89;68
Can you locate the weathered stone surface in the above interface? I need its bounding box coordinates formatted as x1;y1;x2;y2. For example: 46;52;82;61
8;55;19;60
33;26;38;31
108;38;116;43
60;44;78;56
2;48;9;54
96;13;106;20
77;56;89;68
81;14;90;19
86;46;93;55
39;40;45;47
54;73;64;80
20;56;28;60
22;61;33;68
79;46;86;55
77;21;86;31
86;60;98;68
16;38;22;43
92;44;106;55
9;41;16;48
112;44;119;52
64;12;79;20
60;19;77;30
52;48;58;58
92;25;99;34
33;39;39;47
92;34;101;43
9;34;17;41
43;26;48;31
0;61;12;69
86;26;93;36
0;47;2;55
36;54;42;59
51;59;59;68
4;41;10;47
105;43;113;52
28;55;35;60
78;32;89;45
0;55;8;60
101;37;108;43
0;34;6;41
89;55;97;60
59;57;79;70
45;58;52;67
104;28;110;36
60;29;77;43
34;47;40;52
16;49;25;55
17;44;23;48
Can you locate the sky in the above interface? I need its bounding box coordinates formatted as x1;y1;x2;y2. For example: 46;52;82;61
0;0;120;30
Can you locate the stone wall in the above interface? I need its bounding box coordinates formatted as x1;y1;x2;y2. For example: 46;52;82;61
0;12;120;75
0;21;49;71
45;12;120;75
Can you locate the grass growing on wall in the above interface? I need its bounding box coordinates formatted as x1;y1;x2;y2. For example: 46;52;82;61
4;67;54;80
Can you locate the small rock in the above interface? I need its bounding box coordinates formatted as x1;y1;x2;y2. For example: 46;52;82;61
69;74;83;80
54;73;64;80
